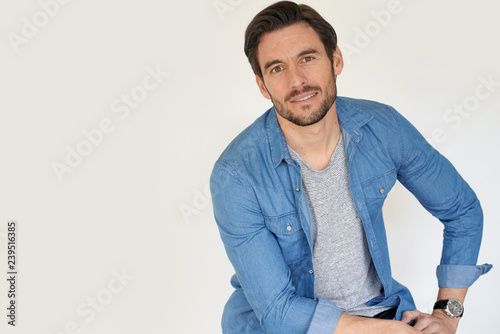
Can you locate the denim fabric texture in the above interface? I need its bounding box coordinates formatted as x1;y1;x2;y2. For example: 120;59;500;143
210;97;492;334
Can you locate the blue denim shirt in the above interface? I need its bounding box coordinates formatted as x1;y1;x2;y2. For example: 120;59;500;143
210;97;492;334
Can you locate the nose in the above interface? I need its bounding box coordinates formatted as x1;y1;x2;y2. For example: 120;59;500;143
287;64;307;90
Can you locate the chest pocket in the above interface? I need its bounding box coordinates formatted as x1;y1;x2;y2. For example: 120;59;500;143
264;213;309;265
361;170;397;218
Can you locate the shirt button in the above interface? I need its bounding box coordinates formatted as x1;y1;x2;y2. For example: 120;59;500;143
309;270;313;274
286;226;292;231
379;188;385;194
295;188;300;192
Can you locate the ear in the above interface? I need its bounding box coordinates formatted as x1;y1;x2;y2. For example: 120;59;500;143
255;75;272;100
332;46;344;76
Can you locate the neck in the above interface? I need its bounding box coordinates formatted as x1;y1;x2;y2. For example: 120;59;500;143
277;103;341;170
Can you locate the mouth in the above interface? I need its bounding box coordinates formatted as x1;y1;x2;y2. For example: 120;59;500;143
291;92;318;103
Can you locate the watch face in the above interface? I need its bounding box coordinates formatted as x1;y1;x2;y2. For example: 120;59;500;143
447;299;463;317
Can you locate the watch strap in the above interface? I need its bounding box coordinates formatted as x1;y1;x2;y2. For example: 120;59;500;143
433;299;449;310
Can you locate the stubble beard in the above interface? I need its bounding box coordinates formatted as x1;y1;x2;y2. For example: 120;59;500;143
269;70;337;127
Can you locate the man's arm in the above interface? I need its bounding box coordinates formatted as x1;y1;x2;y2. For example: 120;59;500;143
334;313;420;334
211;163;338;333
389;106;491;333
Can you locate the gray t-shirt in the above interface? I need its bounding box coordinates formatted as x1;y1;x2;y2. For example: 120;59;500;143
288;135;389;317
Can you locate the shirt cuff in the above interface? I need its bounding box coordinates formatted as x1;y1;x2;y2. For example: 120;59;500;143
307;297;341;334
436;263;493;288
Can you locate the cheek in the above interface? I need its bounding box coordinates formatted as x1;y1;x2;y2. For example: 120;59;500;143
317;70;333;84
264;81;286;100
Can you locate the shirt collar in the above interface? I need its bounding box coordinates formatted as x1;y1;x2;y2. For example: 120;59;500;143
336;97;373;143
266;107;294;168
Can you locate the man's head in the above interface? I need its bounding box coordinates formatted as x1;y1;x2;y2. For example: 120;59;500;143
244;1;343;127
244;1;338;80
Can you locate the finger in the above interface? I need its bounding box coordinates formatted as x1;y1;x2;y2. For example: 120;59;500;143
402;310;421;323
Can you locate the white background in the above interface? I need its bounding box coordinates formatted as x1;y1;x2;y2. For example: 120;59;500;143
0;0;498;333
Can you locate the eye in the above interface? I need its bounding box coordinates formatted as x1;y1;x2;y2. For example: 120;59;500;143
271;66;284;74
302;56;313;62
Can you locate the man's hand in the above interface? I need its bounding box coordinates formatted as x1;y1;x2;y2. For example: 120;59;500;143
402;309;460;334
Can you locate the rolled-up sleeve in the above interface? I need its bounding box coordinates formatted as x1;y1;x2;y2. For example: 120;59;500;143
436;264;493;288
307;297;341;334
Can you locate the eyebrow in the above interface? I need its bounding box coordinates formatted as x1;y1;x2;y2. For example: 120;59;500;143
263;48;320;72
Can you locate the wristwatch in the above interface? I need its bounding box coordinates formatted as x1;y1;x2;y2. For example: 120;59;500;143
433;298;464;318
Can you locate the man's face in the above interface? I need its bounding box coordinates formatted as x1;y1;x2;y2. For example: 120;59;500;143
255;22;343;127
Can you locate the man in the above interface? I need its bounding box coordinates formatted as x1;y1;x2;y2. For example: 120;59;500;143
210;2;492;333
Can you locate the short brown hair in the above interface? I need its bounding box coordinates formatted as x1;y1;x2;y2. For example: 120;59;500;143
244;1;338;79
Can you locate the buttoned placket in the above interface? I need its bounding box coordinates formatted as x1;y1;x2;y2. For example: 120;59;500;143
288;160;316;283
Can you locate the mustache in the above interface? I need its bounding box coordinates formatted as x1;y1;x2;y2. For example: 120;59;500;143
285;85;321;102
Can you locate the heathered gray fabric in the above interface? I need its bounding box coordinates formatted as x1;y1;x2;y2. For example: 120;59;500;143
288;136;389;317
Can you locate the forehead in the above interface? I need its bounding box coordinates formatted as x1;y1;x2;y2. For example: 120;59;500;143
257;22;324;65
